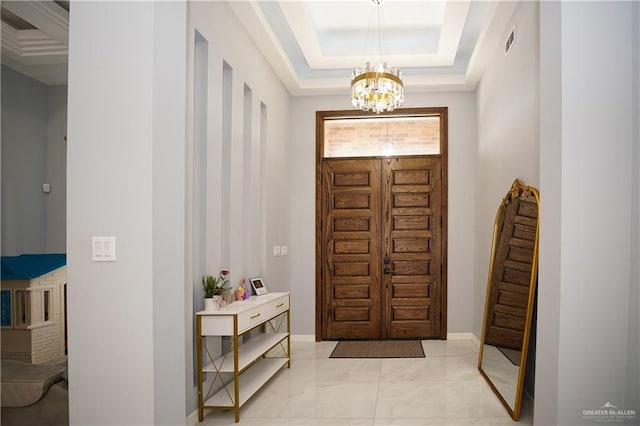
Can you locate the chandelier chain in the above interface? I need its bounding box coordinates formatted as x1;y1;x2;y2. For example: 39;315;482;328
351;0;404;114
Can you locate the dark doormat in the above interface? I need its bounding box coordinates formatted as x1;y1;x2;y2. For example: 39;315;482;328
329;340;425;359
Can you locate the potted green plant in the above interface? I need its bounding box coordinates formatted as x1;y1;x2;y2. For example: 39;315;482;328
202;270;230;311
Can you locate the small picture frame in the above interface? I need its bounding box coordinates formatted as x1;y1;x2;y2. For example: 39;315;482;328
249;277;268;296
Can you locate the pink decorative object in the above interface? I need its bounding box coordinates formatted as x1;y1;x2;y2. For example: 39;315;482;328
236;277;247;301
236;287;245;301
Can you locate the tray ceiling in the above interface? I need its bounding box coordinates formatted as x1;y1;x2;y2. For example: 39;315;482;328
229;0;518;95
1;1;516;94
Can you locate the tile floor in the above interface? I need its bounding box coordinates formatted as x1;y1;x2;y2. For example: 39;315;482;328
199;339;533;426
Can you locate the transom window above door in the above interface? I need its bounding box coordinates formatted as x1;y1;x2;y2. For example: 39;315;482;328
323;115;441;158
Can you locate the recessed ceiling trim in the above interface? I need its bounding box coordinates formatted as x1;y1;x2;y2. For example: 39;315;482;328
464;1;518;86
226;0;302;94
1;7;36;30
1;24;67;65
437;1;470;61
292;71;473;96
279;0;469;70
1;53;68;85
278;2;321;66
0;1;69;84
1;23;21;53
230;0;517;96
2;1;68;44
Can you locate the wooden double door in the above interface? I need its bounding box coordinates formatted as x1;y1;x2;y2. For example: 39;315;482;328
320;156;445;340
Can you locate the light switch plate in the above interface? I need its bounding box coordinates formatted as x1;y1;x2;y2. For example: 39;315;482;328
273;246;281;256
92;237;116;261
281;246;288;256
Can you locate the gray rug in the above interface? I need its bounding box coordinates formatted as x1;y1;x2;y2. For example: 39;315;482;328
1;360;65;407
329;340;425;359
1;359;68;426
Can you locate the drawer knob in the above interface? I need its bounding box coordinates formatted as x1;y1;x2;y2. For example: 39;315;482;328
276;303;284;308
250;313;261;320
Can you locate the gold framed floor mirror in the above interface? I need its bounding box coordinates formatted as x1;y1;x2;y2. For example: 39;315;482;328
478;179;539;421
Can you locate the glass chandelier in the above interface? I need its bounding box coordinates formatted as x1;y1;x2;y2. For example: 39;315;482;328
351;0;404;114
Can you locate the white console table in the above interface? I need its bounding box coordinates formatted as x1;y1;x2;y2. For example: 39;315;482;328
196;292;290;422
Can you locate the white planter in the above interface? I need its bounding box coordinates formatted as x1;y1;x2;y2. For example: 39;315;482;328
204;296;220;311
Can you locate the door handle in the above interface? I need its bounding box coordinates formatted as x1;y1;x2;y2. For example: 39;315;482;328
383;255;394;275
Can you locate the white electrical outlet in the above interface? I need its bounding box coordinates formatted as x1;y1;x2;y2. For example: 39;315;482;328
281;246;288;256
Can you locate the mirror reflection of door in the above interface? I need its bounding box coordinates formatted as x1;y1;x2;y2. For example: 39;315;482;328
484;192;538;350
478;179;539;421
316;108;448;341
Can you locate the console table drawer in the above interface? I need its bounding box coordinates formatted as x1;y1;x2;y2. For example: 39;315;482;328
198;293;290;336
237;306;267;333
270;296;289;318
200;315;233;336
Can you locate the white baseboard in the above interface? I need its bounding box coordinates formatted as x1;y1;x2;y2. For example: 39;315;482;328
290;334;482;344
470;333;481;347
291;334;316;342
185;409;199;426
446;332;481;348
446;332;473;340
289;333;482;344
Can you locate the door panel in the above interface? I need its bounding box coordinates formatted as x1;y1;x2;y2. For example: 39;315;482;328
322;157;442;340
383;158;441;339
322;159;382;339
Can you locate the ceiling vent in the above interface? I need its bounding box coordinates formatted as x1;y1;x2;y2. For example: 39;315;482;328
505;25;516;54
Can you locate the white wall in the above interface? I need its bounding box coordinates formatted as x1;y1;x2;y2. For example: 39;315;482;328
628;0;640;413
537;2;562;422
554;2;636;423
151;3;188;424
1;66;68;256
474;1;540;339
537;2;639;424
46;85;67;253
185;1;292;416
289;91;477;336
67;3;186;424
1;66;48;255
